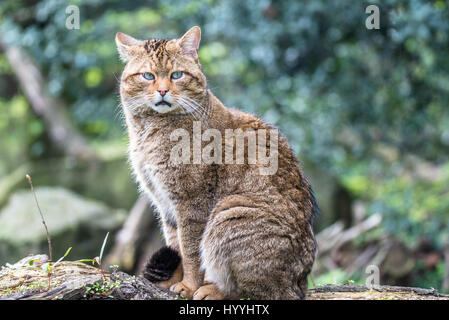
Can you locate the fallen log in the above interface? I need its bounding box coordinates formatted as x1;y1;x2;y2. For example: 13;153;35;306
308;284;449;300
1;254;448;300
0;254;177;300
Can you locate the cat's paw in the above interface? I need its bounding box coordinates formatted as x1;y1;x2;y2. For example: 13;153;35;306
193;284;225;300
170;281;196;299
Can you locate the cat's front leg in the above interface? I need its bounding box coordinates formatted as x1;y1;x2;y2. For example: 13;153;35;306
170;215;205;299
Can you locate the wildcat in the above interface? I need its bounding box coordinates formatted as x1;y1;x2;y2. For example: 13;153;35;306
116;26;317;300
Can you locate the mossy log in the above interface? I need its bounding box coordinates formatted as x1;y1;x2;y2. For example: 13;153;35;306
1;255;448;300
0;254;177;300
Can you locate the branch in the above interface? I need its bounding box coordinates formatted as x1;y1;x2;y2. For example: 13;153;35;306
316;213;382;255
0;41;98;161
104;195;152;270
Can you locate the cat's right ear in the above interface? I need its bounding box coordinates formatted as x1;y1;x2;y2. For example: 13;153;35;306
115;32;141;63
179;26;201;61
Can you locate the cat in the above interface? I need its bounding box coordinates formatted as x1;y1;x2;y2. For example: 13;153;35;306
116;26;317;300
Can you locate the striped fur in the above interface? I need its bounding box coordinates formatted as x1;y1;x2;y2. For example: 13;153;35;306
116;26;317;300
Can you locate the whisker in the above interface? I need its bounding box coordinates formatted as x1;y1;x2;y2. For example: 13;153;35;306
179;95;203;113
177;97;203;120
173;95;200;121
181;95;207;115
123;95;147;111
180;102;200;121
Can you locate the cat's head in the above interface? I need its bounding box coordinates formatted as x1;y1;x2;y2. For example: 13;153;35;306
116;26;207;116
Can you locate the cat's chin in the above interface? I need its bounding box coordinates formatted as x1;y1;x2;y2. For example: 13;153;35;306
151;104;178;114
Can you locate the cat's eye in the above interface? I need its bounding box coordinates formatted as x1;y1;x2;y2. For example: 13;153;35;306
171;71;183;80
142;72;155;80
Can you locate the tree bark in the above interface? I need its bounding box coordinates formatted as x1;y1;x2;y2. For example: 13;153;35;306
0;255;177;300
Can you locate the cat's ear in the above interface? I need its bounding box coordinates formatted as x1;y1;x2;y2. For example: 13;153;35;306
115;32;141;62
179;26;201;60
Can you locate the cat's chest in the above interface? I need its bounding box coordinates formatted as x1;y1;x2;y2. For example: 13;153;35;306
128;120;215;221
130;135;179;224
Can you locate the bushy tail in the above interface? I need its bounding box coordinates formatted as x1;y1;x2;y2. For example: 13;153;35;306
143;246;181;283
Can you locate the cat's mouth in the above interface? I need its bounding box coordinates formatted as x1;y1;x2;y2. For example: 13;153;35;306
155;100;172;107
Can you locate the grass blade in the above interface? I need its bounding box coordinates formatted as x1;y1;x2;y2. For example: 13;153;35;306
54;247;72;266
75;259;95;263
99;232;109;263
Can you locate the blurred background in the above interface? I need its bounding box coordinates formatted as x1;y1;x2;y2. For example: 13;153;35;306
0;0;448;291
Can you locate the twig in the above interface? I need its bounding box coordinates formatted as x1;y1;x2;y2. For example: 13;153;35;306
26;174;53;261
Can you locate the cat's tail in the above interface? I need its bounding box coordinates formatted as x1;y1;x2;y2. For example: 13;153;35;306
143;246;181;283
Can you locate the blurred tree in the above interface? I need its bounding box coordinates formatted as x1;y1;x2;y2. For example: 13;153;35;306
0;42;97;161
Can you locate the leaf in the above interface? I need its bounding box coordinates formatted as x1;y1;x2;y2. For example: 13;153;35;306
99;232;109;263
63;247;72;258
41;263;51;274
29;259;41;266
54;247;72;266
76;259;95;263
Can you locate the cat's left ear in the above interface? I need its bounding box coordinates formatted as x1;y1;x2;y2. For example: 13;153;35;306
115;32;142;63
179;26;201;61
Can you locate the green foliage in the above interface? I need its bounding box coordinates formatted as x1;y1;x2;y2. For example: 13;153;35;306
76;231;110;283
83;279;121;298
343;162;449;248
311;268;349;287
414;261;447;293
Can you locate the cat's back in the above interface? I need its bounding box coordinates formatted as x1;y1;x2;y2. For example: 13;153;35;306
225;106;305;179
223;105;315;218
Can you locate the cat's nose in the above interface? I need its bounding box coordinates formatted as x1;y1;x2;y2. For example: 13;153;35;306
157;88;168;97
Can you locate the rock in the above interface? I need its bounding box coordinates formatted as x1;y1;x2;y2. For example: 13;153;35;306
0;187;127;266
